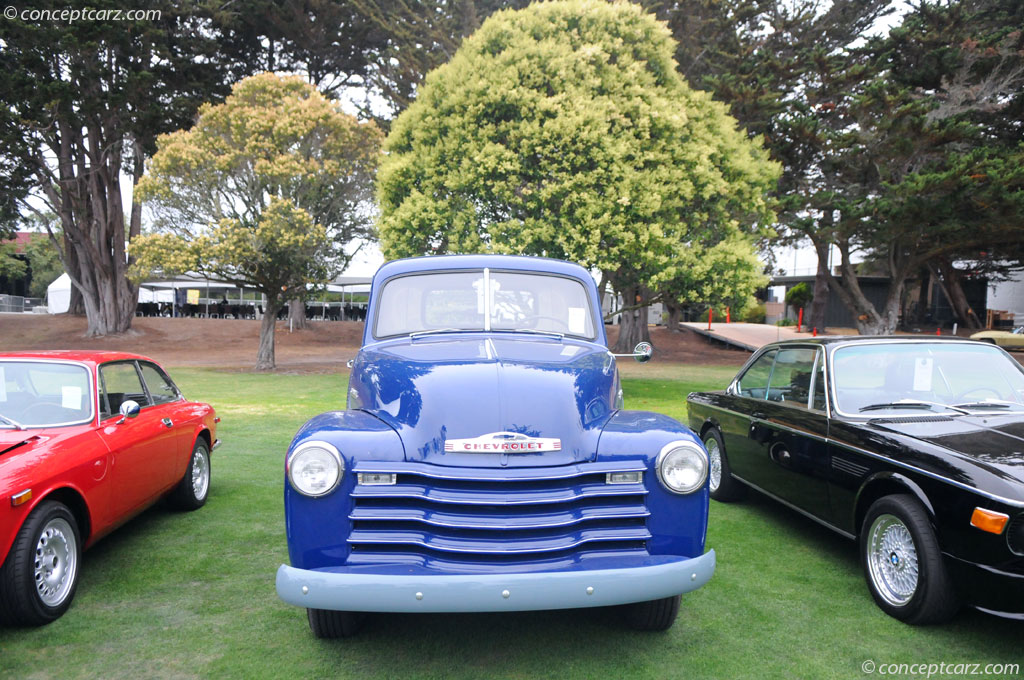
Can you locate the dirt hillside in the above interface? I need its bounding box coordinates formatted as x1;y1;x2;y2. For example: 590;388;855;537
0;314;747;372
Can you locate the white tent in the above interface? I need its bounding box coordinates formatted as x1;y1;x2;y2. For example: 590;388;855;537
46;273;71;314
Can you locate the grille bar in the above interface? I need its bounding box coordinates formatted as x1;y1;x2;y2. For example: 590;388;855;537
347;527;652;554
351;482;646;506
349;503;650;530
351;460;646;482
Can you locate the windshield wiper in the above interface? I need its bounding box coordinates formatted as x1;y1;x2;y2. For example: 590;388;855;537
951;399;1024;410
409;328;483;338
0;413;26;430
859;400;969;415
490;328;565;339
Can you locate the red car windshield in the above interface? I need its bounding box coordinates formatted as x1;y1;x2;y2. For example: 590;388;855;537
0;361;93;428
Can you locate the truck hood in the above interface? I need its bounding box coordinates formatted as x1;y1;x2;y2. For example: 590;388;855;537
348;335;618;467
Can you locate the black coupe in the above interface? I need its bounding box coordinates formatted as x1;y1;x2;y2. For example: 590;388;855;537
687;337;1024;624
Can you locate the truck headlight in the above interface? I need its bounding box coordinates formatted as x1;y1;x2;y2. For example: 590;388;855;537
656;441;708;494
287;441;343;497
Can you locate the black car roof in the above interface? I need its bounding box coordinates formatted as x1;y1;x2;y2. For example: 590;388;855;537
759;335;984;348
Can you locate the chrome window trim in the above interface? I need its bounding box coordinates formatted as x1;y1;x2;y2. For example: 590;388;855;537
0;358;96;428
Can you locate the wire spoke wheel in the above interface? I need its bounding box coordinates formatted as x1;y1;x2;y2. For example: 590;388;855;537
705;436;722;492
867;513;919;605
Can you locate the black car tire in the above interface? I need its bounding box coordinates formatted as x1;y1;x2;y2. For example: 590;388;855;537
0;501;82;626
621;595;680;631
703;429;745;502
169;439;211;511
307;608;365;638
860;494;959;624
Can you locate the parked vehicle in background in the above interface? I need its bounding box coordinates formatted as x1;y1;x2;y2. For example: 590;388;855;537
970;326;1024;350
276;255;715;638
0;352;219;626
688;337;1024;624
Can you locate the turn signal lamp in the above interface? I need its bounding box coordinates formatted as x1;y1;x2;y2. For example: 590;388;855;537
357;473;397;486
606;471;642;485
970;507;1009;534
11;489;32;507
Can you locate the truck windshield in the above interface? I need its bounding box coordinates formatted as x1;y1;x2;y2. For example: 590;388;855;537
374;270;596;340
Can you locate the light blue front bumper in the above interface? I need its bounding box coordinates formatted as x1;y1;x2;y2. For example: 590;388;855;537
276;550;715;613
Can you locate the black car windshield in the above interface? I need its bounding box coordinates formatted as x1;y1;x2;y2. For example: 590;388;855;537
0;361;93;428
831;343;1024;416
374;270;597;340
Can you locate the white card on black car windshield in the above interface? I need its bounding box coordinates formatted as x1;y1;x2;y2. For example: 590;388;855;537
913;358;933;392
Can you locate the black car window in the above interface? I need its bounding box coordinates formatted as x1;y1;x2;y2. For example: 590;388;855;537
100;362;149;417
768;348;818;408
810;350;827;411
139;362;180;405
737;350;776;399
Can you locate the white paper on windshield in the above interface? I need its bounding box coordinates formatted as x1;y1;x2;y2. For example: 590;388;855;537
568;307;586;335
913;358;933;392
0;367;6;401
62;385;83;410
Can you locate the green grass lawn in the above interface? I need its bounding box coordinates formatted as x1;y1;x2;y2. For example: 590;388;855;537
1;366;1021;679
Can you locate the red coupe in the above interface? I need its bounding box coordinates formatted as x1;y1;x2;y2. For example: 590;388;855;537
0;351;219;626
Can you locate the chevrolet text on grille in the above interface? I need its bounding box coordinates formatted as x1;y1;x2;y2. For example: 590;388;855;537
445;432;562;452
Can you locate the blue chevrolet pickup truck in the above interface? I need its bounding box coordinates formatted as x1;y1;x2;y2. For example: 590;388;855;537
275;255;715;637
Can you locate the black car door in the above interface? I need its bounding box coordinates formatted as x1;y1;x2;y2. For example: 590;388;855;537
718;349;777;482
743;347;832;517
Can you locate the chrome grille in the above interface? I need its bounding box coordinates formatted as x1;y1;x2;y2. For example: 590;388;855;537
348;462;650;565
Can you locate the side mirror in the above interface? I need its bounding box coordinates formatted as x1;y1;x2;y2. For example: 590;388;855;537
610;342;654;362
632;342;653;363
117;400;141;424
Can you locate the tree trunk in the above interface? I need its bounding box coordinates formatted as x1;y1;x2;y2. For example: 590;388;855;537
288;298;310;330
256;297;283;370
63;234;85;316
812;236;904;336
933;258;982;330
612;284;652;353
39;112;138;335
807;251;830;333
664;299;682;332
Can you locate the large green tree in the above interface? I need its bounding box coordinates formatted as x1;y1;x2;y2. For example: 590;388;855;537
132;74;381;370
377;0;778;351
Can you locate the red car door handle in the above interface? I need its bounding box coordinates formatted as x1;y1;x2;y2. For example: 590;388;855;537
162;418;173;428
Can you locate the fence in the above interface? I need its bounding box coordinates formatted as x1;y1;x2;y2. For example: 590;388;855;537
0;295;45;313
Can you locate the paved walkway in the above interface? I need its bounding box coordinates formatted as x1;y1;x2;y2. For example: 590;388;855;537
681;322;824;352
